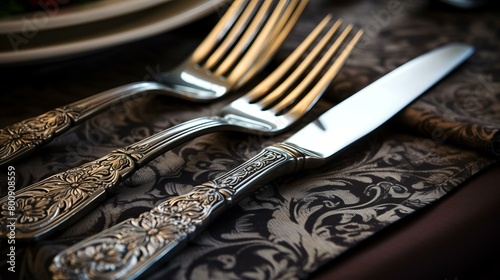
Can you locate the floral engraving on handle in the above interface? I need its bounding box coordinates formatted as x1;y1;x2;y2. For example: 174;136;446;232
0;150;139;238
50;149;285;279
118;143;151;162
0;107;84;163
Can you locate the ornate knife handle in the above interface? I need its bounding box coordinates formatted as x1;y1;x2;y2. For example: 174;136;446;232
0;81;166;167
50;144;310;280
0;117;233;241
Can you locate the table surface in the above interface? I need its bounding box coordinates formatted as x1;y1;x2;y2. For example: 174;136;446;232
1;1;499;279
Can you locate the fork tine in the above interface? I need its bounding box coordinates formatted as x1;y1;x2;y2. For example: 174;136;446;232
191;0;246;64
284;28;364;116
203;0;268;69
228;0;309;87
243;15;335;102
270;23;354;112
211;0;289;76
214;0;306;79
257;19;342;108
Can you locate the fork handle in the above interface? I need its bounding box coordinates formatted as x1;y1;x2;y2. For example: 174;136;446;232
50;143;310;280
0;81;166;167
0;116;231;241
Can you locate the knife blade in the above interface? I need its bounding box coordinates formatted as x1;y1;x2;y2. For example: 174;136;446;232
50;43;474;280
286;43;474;158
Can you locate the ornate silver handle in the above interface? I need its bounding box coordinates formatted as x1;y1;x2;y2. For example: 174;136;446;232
0;81;166;167
50;143;309;280
0;116;231;241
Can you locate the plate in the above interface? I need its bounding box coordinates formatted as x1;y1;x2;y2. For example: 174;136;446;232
0;0;174;33
0;0;226;65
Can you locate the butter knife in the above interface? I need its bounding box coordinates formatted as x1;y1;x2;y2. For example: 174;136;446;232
49;43;474;280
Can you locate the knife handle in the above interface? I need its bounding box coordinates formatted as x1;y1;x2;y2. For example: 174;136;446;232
0;82;165;167
0;116;230;241
49;143;308;280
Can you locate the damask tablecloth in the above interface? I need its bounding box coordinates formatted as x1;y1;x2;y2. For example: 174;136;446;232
0;0;499;279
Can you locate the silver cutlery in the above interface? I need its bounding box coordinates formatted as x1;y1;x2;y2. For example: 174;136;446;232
49;43;474;280
0;0;308;166
0;16;363;241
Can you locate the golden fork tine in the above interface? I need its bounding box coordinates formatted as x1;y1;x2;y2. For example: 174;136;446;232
191;0;247;63
258;19;343;108
244;15;334;102
234;0;309;88
272;24;354;112
203;0;265;69
287;28;364;116
214;1;288;76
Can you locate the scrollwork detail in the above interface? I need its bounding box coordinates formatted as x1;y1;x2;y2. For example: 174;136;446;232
0;151;136;237
0;109;72;161
116;143;151;162
50;188;218;279
50;149;289;279
213;149;284;194
0;103;97;164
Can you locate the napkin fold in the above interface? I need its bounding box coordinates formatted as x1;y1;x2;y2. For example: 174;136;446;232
319;0;500;159
395;27;500;158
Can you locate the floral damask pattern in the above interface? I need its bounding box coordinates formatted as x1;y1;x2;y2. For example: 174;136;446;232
0;1;499;279
151;132;492;280
50;149;290;279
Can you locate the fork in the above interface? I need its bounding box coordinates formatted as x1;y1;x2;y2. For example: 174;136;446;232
0;16;363;242
0;0;308;167
48;17;364;280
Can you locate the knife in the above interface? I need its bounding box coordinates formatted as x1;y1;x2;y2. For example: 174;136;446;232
49;43;474;280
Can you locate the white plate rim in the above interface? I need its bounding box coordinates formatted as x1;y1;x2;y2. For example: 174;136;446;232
0;0;176;33
0;0;226;65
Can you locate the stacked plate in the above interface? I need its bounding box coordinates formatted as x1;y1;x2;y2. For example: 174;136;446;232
0;0;225;65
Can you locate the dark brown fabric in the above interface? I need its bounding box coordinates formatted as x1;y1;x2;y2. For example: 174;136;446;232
311;163;500;280
0;1;499;279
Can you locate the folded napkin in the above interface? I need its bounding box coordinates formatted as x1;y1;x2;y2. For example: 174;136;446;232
0;1;499;280
322;0;500;159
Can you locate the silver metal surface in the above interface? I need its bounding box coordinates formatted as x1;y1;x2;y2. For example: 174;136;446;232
285;43;475;160
0;0;308;166
0;17;362;242
49;43;474;280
